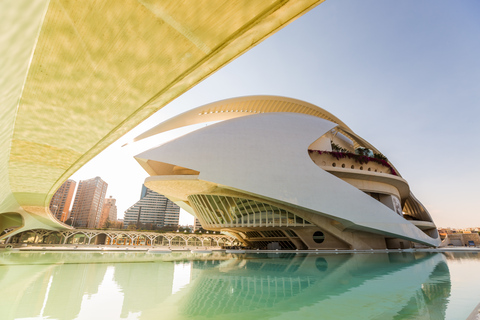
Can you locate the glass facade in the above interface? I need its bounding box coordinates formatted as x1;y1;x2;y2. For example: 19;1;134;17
124;185;180;228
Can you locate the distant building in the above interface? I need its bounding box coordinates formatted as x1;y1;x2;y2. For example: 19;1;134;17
49;179;76;222
70;177;108;228
107;197;117;221
124;185;180;228
98;196;117;228
437;228;450;235
194;218;202;231
440;233;480;247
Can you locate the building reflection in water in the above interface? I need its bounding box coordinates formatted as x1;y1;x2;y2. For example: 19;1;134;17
181;252;452;319
0;261;108;320
0;251;462;319
172;262;192;295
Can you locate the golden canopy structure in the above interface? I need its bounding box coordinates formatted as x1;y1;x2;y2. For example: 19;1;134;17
0;0;324;240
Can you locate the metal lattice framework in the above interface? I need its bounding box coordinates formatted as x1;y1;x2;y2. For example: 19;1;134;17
189;194;312;228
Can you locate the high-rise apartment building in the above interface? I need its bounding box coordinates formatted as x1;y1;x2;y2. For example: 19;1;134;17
49;179;76;222
70;177;108;228
194;218;202;231
124;185;180;228
98;196;117;228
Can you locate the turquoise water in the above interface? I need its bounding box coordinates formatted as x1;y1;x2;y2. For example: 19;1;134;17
0;251;478;320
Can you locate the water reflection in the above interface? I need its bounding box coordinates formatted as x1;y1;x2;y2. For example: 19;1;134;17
0;251;462;319
0;262;108;320
443;251;480;261
182;252;451;319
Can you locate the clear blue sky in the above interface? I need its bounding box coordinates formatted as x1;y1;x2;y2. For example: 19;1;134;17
72;1;480;228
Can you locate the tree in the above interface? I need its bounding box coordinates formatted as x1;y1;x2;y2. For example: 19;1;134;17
113;221;124;229
143;223;156;231
158;225;177;232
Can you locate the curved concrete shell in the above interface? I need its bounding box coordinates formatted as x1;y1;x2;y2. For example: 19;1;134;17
0;1;324;239
135;96;440;249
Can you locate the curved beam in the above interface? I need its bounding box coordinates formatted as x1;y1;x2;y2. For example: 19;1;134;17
133;95;352;142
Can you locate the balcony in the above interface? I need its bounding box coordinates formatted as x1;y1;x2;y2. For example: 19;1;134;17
308;150;397;175
308;150;409;200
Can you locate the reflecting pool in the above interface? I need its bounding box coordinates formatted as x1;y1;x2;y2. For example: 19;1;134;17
0;251;478;319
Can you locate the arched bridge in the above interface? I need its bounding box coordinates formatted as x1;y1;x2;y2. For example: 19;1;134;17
2;229;238;248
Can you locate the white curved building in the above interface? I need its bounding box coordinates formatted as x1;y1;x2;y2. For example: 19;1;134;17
134;96;440;249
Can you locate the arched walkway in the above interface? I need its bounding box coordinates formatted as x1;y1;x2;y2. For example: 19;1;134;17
3;229;238;248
